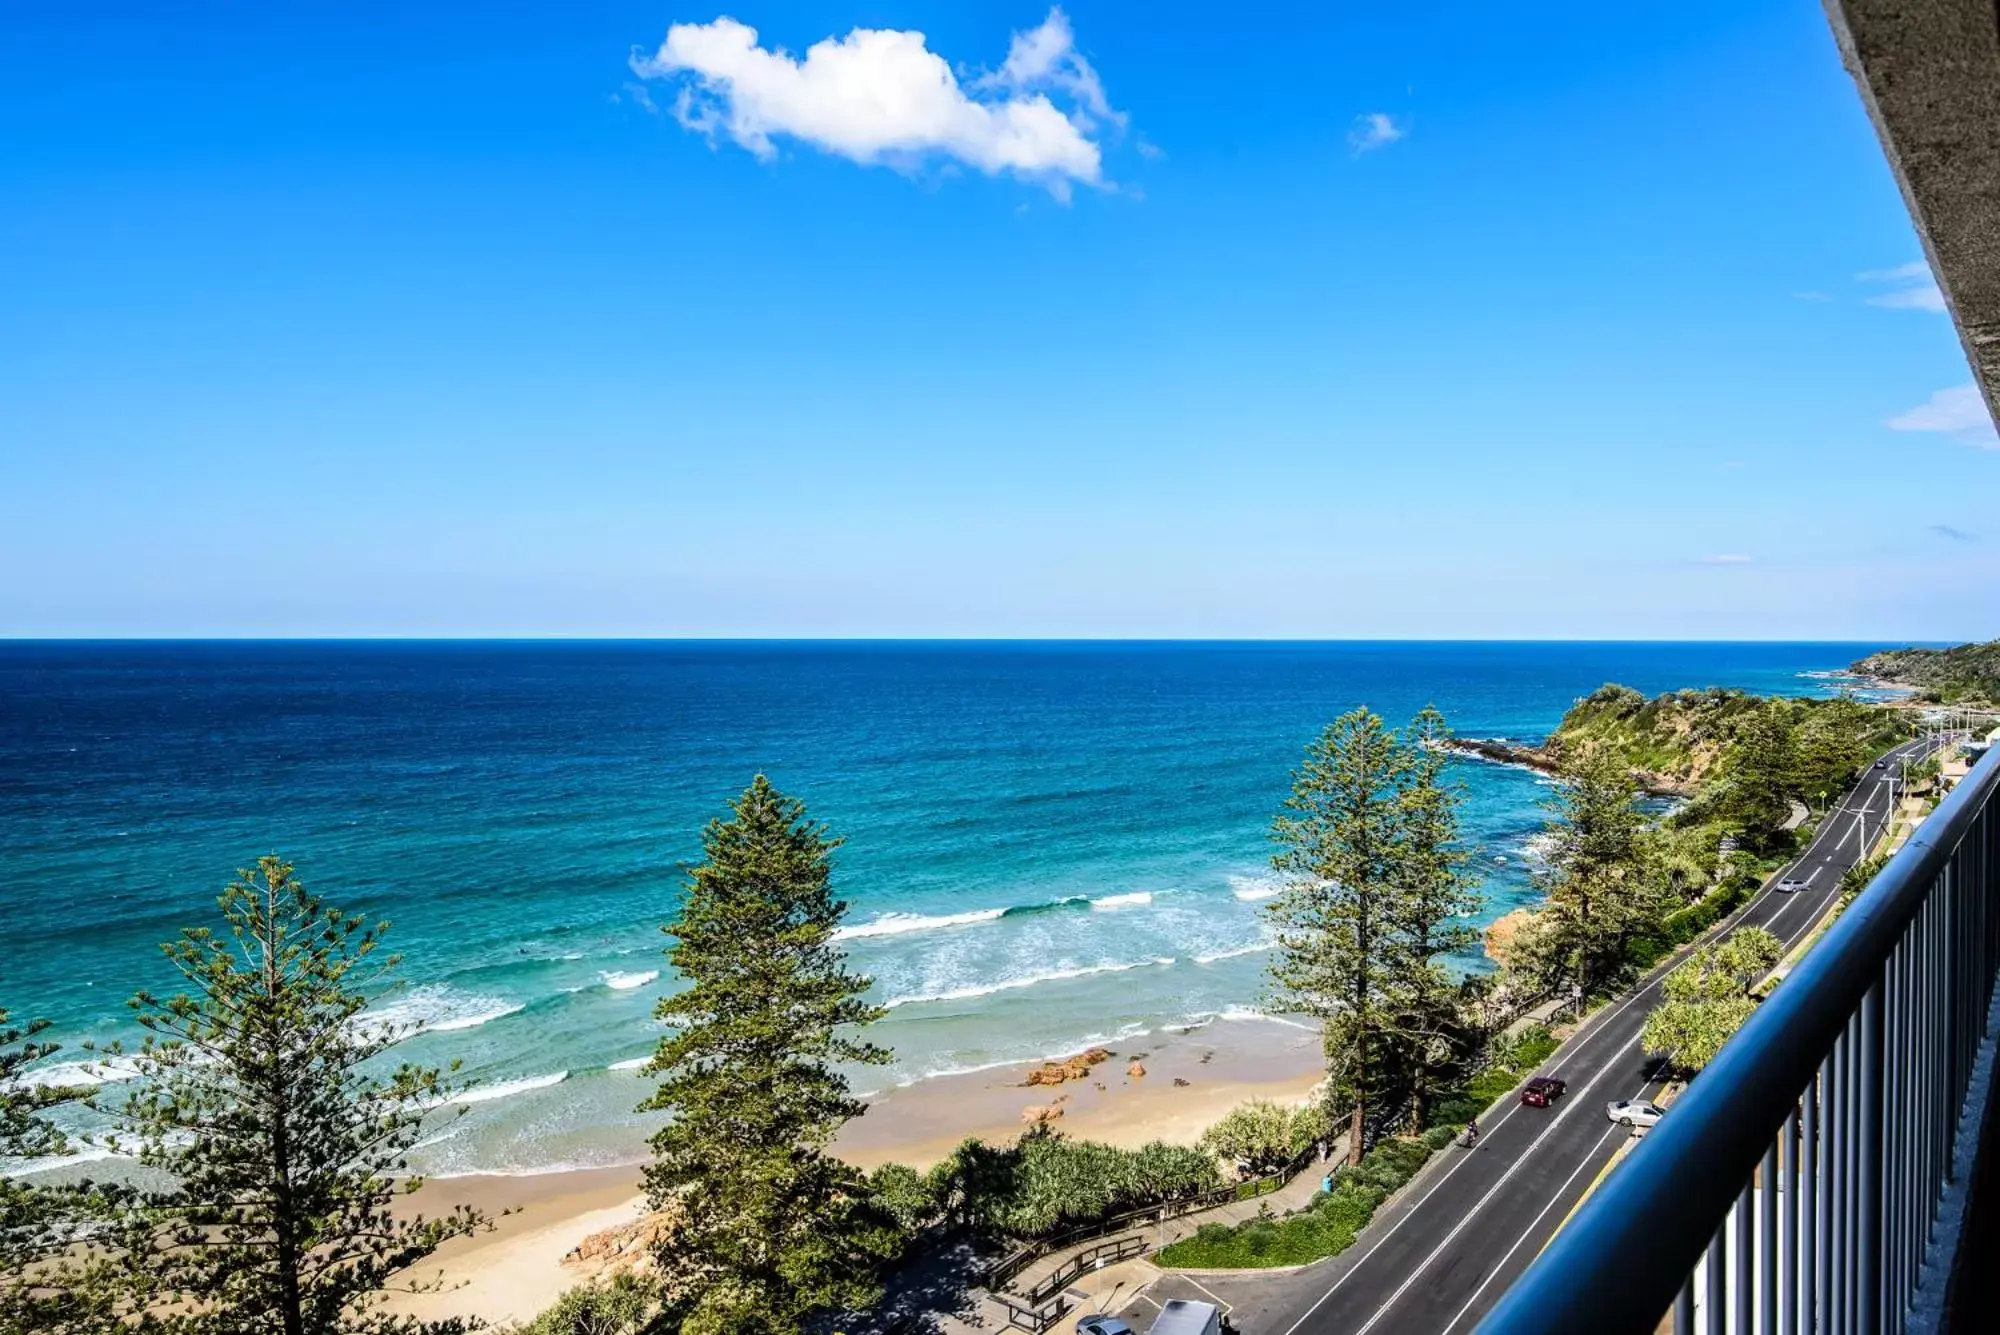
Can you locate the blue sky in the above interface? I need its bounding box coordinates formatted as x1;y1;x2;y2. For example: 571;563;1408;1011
3;0;1994;638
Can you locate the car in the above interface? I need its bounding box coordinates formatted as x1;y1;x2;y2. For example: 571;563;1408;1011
1608;1098;1665;1127
1076;1317;1136;1335
1777;876;1810;893
1520;1075;1567;1107
1874;758;1889;769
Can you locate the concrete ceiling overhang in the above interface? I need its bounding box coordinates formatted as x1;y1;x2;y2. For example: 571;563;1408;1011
1827;0;2000;429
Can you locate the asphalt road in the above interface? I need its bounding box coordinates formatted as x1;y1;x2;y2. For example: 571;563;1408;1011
1199;734;1947;1335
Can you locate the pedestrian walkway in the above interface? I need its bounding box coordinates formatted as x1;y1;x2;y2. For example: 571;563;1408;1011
983;1149;1340;1327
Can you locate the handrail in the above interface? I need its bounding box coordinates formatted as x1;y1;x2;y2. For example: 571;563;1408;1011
1023;1235;1149;1306
1478;747;2000;1333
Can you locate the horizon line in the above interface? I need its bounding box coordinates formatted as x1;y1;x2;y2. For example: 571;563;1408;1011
0;634;1955;646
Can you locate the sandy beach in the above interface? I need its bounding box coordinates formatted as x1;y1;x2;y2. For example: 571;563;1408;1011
385;1015;1323;1326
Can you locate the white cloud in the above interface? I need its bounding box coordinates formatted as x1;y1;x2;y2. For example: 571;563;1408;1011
1349;112;1406;154
630;10;1118;196
1887;385;1999;448
1857;262;1930;283
1857;261;1946;313
1696;554;1753;565
978;7;1123;133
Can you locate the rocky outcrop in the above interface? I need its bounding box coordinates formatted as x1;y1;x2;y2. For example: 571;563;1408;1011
1021;1047;1113;1087
1443;736;1689;797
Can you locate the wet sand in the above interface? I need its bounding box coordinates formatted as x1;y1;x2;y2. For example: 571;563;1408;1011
385;1015;1323;1326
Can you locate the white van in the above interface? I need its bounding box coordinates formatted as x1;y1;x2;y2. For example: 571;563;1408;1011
1148;1299;1222;1335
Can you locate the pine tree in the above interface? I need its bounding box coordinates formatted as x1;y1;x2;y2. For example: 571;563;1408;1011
1389;707;1484;1129
641;777;896;1335
1267;709;1410;1165
1728;709;1798;843
98;856;488;1335
1533;744;1653;1000
1793;703;1870;810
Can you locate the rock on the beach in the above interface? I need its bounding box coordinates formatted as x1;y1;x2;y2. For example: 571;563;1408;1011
1127;1061;1146;1079
564;1197;688;1287
1021;1046;1114;1087
1021;1103;1065;1125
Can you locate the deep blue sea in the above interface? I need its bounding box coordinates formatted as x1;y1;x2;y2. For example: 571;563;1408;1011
0;641;1888;1174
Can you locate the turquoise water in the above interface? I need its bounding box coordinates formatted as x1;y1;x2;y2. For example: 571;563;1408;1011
0;641;1886;1174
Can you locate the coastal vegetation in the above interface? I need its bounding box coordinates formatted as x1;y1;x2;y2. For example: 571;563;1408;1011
1511;746;1664;1001
904;1128;1221;1239
1197;1098;1328;1175
1141;1025;1558;1272
638;776;899;1335
1853;640;2000;704
1639;927;1781;1076
1494;682;1904;1005
516;1273;659;1335
0;997;102;1334
1547;684;1899;829
1;857;491;1335
1156;1125;1460;1270
1266;706;1484;1164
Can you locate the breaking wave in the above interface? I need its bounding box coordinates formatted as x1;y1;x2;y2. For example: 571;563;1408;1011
882;957;1176;1009
837;889;1164;942
360;987;524;1040
451;1071;568;1105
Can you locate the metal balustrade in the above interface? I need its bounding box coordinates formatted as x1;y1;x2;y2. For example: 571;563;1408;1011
1478;748;2000;1335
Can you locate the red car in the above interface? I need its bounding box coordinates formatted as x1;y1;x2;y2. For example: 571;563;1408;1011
1520;1076;1568;1108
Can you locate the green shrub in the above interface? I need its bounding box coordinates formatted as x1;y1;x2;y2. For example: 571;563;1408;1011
519;1273;659;1335
1198;1099;1299;1174
927;1126;1223;1239
868;1161;938;1236
1155;1132;1445;1270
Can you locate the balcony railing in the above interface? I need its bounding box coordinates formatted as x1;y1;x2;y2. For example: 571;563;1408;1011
1478;747;2000;1335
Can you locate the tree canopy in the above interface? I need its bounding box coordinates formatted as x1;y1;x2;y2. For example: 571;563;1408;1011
641;776;897;1335
1641;927;1781;1075
93;856;488;1335
1267;706;1485;1161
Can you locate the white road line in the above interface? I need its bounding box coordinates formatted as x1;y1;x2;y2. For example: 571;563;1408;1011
1272;973;1668;1335
1805;865;1822;886
1435;1117;1634;1335
1344;1029;1651;1335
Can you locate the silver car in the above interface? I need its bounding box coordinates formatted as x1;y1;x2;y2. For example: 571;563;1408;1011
1608;1098;1664;1127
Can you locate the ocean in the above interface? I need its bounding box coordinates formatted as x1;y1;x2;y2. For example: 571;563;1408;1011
0;641;1888;1176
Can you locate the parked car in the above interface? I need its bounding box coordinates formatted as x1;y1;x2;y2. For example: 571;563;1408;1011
1148;1300;1223;1335
1777;875;1810;893
1077;1318;1136;1335
1520;1075;1567;1107
1608;1098;1665;1128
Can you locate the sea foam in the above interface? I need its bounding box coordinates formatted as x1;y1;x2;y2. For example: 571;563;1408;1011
600;970;659;991
359;987;524;1040
5;1056;142;1092
1193;941;1274;964
1228;874;1286;902
835;908;1007;940
451;1071;568;1105
883;956;1176;1009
